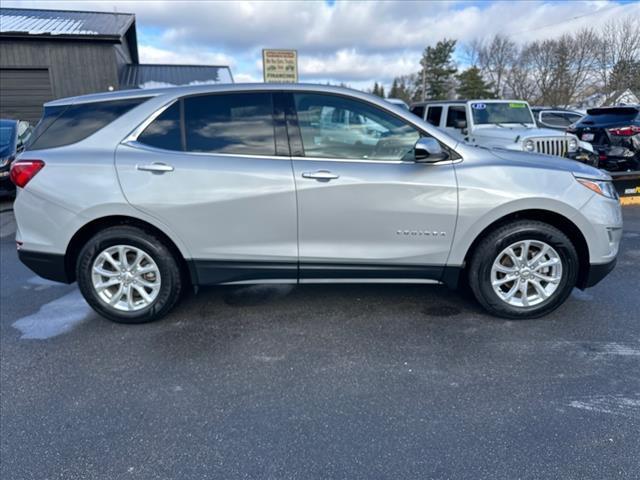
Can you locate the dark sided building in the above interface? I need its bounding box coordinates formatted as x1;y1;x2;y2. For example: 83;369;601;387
0;7;232;123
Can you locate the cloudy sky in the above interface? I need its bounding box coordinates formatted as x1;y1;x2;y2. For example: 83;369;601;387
4;0;639;89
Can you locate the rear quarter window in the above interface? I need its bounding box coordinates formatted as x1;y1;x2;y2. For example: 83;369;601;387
410;105;425;119
27;97;149;150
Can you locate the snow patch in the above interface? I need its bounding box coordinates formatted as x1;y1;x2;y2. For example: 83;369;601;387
139;79;224;89
568;395;640;419
570;289;593;301
12;290;92;339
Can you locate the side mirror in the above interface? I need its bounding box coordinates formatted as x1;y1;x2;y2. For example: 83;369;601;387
414;137;448;163
454;119;467;129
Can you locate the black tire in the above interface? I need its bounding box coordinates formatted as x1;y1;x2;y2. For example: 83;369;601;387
76;226;182;324
468;220;579;319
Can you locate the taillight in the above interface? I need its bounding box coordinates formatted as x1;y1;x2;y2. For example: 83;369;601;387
608;126;640;136
9;160;45;188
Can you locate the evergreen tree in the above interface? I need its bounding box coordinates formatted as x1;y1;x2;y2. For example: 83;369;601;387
417;39;458;100
456;66;495;99
389;78;400;98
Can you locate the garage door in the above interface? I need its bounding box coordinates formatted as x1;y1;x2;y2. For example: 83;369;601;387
0;68;53;124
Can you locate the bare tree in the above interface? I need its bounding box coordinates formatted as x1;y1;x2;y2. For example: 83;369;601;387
476;34;517;98
505;47;538;102
596;17;640;93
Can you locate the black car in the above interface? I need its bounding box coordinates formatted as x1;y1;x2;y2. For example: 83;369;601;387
0;119;32;197
568;106;640;172
531;107;584;131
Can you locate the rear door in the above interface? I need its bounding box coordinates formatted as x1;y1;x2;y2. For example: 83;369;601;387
116;91;298;284
288;92;458;281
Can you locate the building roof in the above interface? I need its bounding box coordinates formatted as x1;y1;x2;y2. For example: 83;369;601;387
0;7;134;38
119;64;234;89
0;7;139;62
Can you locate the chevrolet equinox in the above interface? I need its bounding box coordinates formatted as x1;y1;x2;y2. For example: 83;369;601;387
10;84;622;323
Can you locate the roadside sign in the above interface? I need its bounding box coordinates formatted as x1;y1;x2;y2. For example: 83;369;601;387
262;49;298;83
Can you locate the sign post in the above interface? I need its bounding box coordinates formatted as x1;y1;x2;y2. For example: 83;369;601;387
262;49;298;83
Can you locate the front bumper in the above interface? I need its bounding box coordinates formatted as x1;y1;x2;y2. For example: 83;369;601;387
581;257;617;288
18;250;72;283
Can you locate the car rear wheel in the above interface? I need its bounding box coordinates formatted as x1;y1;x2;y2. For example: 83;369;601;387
76;226;182;323
468;220;578;319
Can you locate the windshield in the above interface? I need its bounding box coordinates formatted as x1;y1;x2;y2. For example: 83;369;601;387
471;102;534;125
0;126;17;158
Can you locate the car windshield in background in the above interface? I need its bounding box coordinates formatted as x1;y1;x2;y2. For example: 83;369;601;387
0;125;17;158
471;102;534;125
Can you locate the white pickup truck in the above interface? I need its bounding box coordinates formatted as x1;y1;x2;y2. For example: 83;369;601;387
410;99;593;160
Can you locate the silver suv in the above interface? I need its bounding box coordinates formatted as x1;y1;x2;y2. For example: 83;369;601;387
11;84;622;323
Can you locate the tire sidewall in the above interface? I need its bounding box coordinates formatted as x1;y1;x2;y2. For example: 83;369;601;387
474;223;578;319
76;227;180;323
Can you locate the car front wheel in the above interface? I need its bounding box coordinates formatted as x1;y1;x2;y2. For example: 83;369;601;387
468;220;579;319
76;226;182;323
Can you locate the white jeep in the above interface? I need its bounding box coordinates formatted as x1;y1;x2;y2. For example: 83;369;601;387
410;99;591;159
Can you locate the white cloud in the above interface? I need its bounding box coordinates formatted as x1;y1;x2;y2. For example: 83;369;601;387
4;0;639;88
299;49;420;82
233;72;261;83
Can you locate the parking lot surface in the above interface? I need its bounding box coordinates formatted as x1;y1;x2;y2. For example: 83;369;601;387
1;202;639;480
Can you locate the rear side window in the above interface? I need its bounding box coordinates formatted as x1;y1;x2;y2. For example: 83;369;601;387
137;102;182;151
426;106;442;126
184;93;275;155
411;105;425;118
27;98;148;150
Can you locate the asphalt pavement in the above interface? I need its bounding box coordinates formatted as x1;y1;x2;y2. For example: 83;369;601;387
1;200;639;480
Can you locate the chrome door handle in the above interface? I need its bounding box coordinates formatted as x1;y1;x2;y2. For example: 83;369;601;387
301;170;339;181
136;162;174;173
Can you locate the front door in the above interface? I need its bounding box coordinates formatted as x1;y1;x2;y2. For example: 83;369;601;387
116;92;298;284
288;92;458;281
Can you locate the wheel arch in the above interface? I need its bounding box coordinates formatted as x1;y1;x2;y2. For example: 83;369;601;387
460;209;590;289
64;215;194;285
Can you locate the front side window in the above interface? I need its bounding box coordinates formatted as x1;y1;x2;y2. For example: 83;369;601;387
426;106;443;126
137;102;182;151
294;93;421;161
27;97;149;150
184;93;275;155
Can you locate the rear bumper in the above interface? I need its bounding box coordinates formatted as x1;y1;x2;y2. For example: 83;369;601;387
0;173;15;196
18;250;72;283
580;257;617;289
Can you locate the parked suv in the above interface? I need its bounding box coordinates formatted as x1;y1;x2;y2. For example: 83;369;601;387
12;85;622;323
568;106;640;172
411;99;594;160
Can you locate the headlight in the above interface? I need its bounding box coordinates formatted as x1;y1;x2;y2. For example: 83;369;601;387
575;177;618;199
523;139;535;152
568;137;578;152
